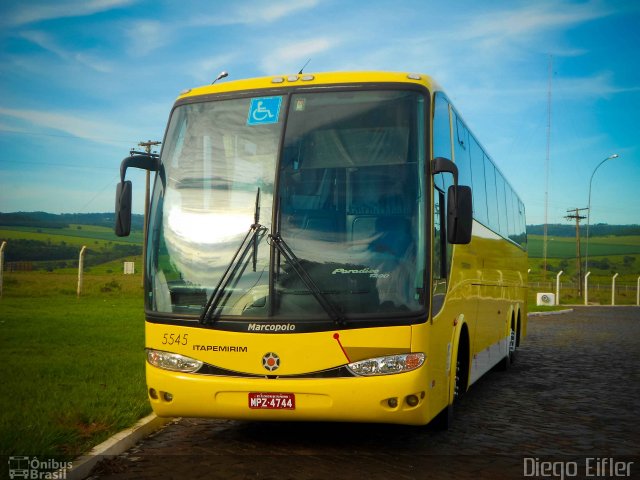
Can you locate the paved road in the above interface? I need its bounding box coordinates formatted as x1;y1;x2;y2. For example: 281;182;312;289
89;307;640;480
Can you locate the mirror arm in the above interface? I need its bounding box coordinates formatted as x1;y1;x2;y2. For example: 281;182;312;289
431;157;458;188
120;154;160;182
432;157;460;213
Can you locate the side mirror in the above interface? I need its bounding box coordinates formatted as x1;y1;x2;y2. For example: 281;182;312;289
113;153;160;237
447;185;472;244
115;181;132;237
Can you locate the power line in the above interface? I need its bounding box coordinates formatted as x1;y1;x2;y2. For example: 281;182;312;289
543;54;553;281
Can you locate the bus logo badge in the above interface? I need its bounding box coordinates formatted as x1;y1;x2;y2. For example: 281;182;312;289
262;352;280;372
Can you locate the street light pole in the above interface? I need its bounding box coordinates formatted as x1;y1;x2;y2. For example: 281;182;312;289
584;154;619;275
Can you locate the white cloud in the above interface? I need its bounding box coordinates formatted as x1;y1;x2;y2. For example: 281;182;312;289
3;0;137;27
0;107;137;147
190;0;321;26
259;37;336;74
554;72;640;99
240;0;321;23
126;20;173;57
456;1;612;48
20;30;113;73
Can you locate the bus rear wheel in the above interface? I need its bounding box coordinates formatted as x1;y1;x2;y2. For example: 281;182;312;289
497;320;517;370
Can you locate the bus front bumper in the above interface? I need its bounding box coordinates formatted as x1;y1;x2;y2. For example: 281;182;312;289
146;364;434;426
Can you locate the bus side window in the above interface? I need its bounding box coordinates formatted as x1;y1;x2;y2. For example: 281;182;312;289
432;185;449;317
431;93;454;317
453;111;472;189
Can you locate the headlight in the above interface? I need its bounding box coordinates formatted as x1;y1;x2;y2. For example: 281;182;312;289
346;353;425;376
147;349;203;373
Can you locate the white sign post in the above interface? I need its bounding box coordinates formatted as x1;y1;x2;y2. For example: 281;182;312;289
611;273;618;306
0;241;6;298
555;270;564;305
584;271;591;306
77;246;87;297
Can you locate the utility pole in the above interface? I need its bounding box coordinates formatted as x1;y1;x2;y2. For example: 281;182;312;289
565;207;587;297
543;55;553;281
138;140;161;286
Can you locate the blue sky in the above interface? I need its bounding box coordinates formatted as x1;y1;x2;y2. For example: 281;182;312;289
0;0;638;226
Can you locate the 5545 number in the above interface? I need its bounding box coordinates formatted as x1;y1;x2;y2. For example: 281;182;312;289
162;333;188;346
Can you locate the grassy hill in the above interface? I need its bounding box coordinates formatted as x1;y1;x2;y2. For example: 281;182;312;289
1;214;638;288
0;223;143;272
0;211;145;230
527;234;640;258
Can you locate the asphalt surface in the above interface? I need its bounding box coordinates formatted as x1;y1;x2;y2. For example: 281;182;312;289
88;307;640;480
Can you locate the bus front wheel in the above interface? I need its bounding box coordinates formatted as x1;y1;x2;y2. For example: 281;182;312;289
432;339;468;430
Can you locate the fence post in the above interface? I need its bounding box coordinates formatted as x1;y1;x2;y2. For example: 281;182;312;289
584;271;591;306
77;246;87;297
0;241;6;298
611;273;618;306
555;270;564;305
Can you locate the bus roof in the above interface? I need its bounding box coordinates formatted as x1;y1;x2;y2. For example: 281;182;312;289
178;71;441;101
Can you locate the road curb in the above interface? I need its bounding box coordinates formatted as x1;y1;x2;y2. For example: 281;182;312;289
63;414;175;480
528;308;574;316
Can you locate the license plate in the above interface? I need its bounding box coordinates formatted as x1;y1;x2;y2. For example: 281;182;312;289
248;392;295;410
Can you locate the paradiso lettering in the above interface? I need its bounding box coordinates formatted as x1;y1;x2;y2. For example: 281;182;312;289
331;268;389;279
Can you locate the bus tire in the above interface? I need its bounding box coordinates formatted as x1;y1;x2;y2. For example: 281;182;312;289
432;331;469;430
431;402;453;430
497;319;516;370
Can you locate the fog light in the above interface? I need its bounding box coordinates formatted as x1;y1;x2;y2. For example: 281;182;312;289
162;392;173;402
387;397;398;408
406;394;419;407
149;388;158;400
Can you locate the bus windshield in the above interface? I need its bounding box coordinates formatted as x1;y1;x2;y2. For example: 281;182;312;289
147;89;427;323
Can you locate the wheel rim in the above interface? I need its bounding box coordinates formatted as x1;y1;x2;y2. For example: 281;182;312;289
509;328;516;354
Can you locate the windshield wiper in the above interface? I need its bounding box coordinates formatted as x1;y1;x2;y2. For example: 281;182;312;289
200;189;265;325
269;233;345;326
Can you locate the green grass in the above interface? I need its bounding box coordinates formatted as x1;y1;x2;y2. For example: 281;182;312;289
0;272;150;457
0;225;143;272
527;234;640;258
56;255;143;276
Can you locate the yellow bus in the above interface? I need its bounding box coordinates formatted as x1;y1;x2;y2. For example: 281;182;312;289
115;71;528;427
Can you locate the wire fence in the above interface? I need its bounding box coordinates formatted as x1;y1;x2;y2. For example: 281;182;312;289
529;281;640;306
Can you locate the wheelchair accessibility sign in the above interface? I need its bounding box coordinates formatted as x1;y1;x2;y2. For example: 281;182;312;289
247;96;282;125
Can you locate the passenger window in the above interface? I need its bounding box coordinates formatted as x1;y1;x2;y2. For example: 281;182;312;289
433;93;452;161
452;112;472;189
496;171;509;238
508;186;518;242
484;158;499;233
469;135;488;226
519;201;528;249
